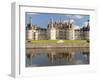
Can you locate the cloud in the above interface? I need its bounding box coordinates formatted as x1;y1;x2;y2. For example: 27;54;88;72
74;15;83;19
74;25;80;29
83;21;88;27
70;19;75;23
66;15;84;19
63;20;68;23
63;19;75;23
63;19;81;29
26;12;39;15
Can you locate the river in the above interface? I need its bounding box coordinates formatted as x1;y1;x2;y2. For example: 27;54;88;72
26;47;89;67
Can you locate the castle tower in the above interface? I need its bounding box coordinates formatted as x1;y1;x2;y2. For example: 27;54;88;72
26;17;33;40
47;18;56;40
66;18;75;40
70;22;75;40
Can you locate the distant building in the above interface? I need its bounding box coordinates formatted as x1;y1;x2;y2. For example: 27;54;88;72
26;17;90;40
75;20;90;40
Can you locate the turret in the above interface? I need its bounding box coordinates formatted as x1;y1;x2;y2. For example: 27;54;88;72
48;18;56;40
48;18;54;28
26;16;33;40
87;20;90;30
66;18;75;40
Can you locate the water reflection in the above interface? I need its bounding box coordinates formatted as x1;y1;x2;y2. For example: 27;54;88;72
26;48;89;67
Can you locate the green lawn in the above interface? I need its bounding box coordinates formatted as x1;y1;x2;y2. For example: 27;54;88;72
30;40;58;43
27;40;87;43
64;40;87;43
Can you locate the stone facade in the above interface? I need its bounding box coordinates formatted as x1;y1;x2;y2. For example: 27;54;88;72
47;18;75;40
26;18;90;40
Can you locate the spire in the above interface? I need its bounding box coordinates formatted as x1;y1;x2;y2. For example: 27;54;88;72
50;18;53;23
48;18;54;28
68;18;70;23
59;17;62;23
87;20;90;29
68;18;71;28
29;16;32;26
87;20;90;25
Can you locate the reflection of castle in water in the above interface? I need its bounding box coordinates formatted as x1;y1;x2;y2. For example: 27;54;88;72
47;52;72;64
26;48;89;66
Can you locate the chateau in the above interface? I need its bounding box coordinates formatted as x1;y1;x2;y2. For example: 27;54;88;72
26;17;90;40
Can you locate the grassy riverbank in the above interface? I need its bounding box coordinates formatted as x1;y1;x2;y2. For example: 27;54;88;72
26;40;88;44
